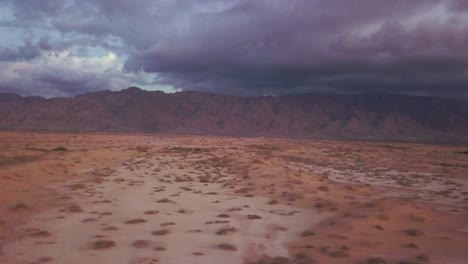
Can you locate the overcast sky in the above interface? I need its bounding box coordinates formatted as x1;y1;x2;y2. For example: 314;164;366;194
0;0;467;97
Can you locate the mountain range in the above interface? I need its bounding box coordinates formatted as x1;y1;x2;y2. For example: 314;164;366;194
1;87;467;143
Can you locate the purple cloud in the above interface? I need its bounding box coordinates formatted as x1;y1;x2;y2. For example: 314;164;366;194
0;0;467;97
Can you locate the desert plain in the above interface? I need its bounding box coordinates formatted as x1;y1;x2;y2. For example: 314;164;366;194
0;131;467;264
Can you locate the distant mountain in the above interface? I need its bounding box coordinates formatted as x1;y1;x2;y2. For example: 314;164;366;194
1;87;467;143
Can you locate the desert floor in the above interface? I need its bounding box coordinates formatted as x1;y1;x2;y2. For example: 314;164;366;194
0;132;467;264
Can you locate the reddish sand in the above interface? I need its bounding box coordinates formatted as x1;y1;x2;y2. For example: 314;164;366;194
0;132;467;264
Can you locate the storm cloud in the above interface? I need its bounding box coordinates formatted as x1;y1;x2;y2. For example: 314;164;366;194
0;0;467;97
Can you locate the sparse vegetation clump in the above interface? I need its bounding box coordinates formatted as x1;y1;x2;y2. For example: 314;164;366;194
245;256;292;264
228;207;242;212
268;199;279;205
317;185;329;191
124;218;147;224
366;257;388;264
403;242;418;249
294;252;315;263
90;240;116;250
62;204;83;213
102;226;119;231
216;243;237;251
156;198;173;203
131;240;151;249
152;229;170;236
247;214;262;220
300;230;316;237
216;226;237;235
51;146;68;152
154;246;166;251
403;229;424;236
29;229;51;237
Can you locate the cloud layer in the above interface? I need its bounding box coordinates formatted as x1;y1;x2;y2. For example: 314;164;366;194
0;0;467;97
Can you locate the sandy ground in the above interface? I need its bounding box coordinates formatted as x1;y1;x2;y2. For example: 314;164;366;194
0;132;467;264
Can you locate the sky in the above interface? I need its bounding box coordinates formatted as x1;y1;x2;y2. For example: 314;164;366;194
0;0;467;98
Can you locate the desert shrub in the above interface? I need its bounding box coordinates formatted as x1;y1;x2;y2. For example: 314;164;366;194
131;240;151;248
403;242;418;249
216;243;237;251
216;227;237;235
366;257;388;264
301;230;316;237
124;218;147;224
90;240;115;249
247;214;262;220
156;198;173;203
403;229;424;236
152;229;170;236
51;146;67;151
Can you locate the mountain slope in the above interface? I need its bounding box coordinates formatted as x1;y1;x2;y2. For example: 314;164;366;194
1;87;467;143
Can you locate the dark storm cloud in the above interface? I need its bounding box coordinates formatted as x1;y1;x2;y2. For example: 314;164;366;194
1;0;467;97
121;0;468;96
0;37;42;61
